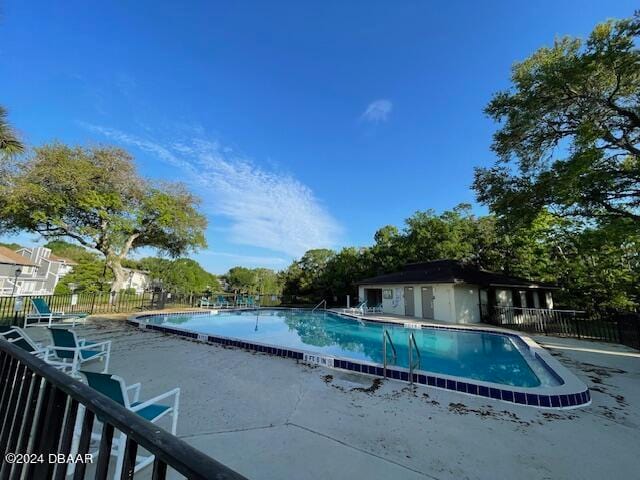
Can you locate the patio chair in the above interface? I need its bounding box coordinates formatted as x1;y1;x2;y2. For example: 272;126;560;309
82;371;180;479
47;327;111;376
246;296;255;308
366;303;383;314
24;298;88;328
345;301;367;315
0;325;48;357
215;295;231;308
199;297;212;308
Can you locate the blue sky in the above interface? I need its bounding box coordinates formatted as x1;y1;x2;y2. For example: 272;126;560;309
1;1;636;273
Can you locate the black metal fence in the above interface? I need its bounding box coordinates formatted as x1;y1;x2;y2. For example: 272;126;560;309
0;338;247;479
481;305;640;350
0;291;318;326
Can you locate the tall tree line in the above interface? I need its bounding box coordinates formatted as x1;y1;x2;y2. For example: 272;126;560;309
281;205;639;311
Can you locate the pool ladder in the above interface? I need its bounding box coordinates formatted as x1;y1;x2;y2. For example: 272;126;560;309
382;329;397;378
312;299;327;312
382;329;421;384
408;332;421;385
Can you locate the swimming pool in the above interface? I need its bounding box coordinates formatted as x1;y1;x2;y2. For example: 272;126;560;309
131;308;590;408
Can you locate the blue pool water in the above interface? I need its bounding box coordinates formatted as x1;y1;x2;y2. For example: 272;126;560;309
144;309;544;387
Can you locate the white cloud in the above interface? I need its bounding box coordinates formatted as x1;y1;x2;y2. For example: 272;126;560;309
201;251;288;267
361;99;393;123
82;124;341;258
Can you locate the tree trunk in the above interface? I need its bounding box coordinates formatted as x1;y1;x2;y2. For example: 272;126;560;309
107;256;127;293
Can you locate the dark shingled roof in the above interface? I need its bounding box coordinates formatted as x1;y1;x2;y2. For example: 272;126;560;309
357;260;558;289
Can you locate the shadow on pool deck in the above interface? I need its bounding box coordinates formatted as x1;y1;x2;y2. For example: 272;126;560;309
27;317;639;480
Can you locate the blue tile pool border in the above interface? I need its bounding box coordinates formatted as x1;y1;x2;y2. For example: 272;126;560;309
128;309;591;410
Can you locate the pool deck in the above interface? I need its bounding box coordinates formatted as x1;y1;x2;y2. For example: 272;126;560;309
27;314;639;480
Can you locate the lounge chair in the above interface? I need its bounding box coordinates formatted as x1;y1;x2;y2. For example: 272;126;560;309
344;301;367;315
0;325;48;357
366;303;383;314
47;327;111;376
215;295;231;308
24;298;88;328
199;297;212;308
82;371;180;479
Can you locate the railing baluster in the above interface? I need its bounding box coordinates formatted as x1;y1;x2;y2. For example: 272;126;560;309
0;358;18;426
8;375;42;480
0;354;13;401
72;409;95;480
32;386;68;479
0;363;26;450
0;369;33;480
120;436;138;480
52;398;80;480
22;380;53;479
94;423;115;480
151;458;167;480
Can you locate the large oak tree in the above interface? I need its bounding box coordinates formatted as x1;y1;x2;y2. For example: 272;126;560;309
474;13;640;228
0;143;207;292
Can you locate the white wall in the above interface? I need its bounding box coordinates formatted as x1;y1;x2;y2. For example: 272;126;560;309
359;283;456;321
453;285;481;324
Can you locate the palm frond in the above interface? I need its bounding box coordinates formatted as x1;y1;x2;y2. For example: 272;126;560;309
0;105;25;156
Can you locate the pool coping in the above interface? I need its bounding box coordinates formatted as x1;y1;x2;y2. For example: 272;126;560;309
127;308;591;410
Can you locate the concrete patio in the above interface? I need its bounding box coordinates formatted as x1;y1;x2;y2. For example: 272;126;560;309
28;316;640;480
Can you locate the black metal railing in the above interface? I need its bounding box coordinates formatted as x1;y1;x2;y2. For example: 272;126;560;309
0;292;158;326
0;339;247;479
0;292;301;326
0;291;322;327
480;304;640;350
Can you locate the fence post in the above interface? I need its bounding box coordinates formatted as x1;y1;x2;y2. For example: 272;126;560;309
90;291;96;315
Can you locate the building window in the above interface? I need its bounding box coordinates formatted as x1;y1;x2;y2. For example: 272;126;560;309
496;289;513;307
519;291;527;308
545;291;554;309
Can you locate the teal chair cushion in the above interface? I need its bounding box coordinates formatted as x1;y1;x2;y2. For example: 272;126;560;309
12;338;38;353
83;371;127;405
130;402;171;421
80;349;102;360
49;328;77;359
0;326;19;339
32;298;52;314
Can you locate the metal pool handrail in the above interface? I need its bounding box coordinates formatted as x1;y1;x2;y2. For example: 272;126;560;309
311;299;327;312
382;329;397;378
408;332;421;384
0;338;248;480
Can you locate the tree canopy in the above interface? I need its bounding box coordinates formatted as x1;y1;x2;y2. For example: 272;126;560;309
137;257;220;293
0;144;207;291
474;13;640;228
224;266;283;294
280;204;640;311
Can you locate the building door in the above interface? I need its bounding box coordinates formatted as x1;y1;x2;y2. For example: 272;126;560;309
365;288;382;307
421;287;434;319
404;287;415;316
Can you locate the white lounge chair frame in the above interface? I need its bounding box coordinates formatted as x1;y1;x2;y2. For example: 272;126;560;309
0;326;48;357
85;374;180;479
46;329;111;377
24;298;86;328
